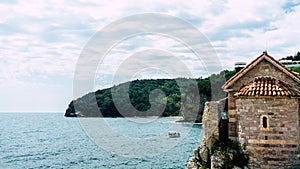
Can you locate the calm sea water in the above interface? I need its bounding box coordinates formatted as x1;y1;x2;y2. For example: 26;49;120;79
0;113;202;169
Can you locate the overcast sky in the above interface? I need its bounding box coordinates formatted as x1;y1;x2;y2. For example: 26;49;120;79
1;0;300;112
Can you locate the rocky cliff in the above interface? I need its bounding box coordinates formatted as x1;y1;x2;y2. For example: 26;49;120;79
186;100;249;169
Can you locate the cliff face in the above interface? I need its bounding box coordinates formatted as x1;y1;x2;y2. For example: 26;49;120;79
180;84;202;122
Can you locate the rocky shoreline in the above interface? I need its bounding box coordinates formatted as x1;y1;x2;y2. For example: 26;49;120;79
186;137;249;169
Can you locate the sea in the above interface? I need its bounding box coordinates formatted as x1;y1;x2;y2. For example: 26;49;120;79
0;113;203;169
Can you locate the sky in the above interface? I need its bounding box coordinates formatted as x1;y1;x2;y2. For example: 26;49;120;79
0;0;300;112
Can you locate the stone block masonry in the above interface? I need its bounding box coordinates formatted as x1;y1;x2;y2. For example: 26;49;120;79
236;97;300;168
202;101;219;142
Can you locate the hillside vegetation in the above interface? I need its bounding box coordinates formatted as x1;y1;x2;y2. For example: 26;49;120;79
290;66;300;73
65;70;236;121
280;51;300;61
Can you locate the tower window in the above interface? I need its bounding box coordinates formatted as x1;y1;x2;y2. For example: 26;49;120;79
260;115;269;130
262;117;267;128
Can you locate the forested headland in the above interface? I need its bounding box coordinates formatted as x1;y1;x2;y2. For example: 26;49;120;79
65;70;236;121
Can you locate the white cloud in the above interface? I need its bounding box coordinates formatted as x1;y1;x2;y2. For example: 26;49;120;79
0;0;300;111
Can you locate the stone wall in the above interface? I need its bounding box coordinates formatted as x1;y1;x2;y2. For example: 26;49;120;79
236;97;300;168
186;99;249;169
202;101;220;142
227;92;238;140
202;99;227;144
231;59;300;91
227;59;300;140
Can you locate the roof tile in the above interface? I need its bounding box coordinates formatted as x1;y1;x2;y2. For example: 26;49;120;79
234;76;300;97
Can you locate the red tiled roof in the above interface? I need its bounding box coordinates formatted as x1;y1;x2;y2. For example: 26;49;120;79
222;52;300;90
234;76;300;97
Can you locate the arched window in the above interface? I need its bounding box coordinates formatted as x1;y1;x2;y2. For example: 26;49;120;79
260;115;269;130
262;116;267;128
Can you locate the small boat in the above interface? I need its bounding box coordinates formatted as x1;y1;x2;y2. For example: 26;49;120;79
168;131;180;138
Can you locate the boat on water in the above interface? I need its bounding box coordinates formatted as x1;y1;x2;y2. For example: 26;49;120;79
168;131;180;138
